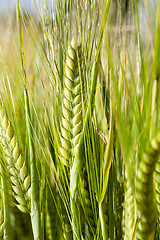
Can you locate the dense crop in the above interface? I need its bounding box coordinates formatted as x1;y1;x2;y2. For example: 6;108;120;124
0;0;160;240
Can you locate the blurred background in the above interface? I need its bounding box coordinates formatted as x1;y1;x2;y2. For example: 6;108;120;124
0;0;156;93
0;0;36;13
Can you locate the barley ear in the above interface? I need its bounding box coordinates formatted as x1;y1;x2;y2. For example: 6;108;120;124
155;135;160;220
135;134;160;239
123;178;135;240
70;61;98;198
80;170;96;237
156;157;160;214
0;99;31;213
60;37;78;167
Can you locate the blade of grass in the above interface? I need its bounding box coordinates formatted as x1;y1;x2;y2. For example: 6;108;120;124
100;104;113;203
17;0;26;85
17;1;41;238
24;88;41;240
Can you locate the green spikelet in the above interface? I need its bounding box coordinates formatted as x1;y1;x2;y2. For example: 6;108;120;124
0;99;31;213
135;135;160;239
60;37;83;168
60;37;83;239
123;179;135;240
60;38;78;167
80;170;96;237
155;157;160;215
155;150;160;234
72;49;83;158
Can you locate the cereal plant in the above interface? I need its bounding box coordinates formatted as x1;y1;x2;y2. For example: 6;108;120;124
0;0;160;239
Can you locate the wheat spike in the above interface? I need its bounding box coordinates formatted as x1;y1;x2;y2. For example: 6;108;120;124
60;38;84;239
123;179;135;240
60;38;78;166
156;159;160;214
60;37;83;167
0;99;31;213
80;170;96;236
155;135;160;216
72;46;83;158
135;134;160;239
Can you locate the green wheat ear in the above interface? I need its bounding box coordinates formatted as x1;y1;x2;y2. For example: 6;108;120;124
59;37;84;239
135;134;160;239
72;47;83;158
60;37;78;167
156;159;160;211
0;99;31;213
60;37;83;167
80;170;96;237
123;178;135;240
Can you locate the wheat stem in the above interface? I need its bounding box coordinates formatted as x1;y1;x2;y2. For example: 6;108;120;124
99;200;108;240
24;89;41;240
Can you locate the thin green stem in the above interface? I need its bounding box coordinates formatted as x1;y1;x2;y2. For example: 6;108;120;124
24;89;41;240
108;166;114;240
0;164;12;240
99;202;108;240
70;196;80;240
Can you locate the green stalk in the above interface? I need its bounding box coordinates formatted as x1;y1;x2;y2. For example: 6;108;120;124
16;4;41;238
150;79;158;139
108;166;114;240
70;196;80;240
17;0;27;85
24;89;41;240
99;201;108;240
0;164;12;240
59;42;64;85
